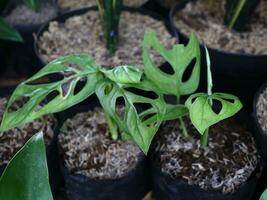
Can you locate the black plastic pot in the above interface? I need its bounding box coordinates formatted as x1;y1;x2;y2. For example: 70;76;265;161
150;113;262;200
34;5;176;67
169;0;267;111
57;104;150;200
0;95;62;194
252;82;267;161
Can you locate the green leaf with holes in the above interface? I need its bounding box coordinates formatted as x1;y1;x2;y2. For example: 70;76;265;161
260;189;267;200
143;31;201;98
0;132;53;200
0;54;103;132
185;93;242;135
0;17;23;42
95;78;166;154
101;65;142;84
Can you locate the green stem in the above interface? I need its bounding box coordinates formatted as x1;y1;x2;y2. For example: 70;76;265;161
179;117;188;138
228;0;246;29
200;128;209;147
104;111;118;140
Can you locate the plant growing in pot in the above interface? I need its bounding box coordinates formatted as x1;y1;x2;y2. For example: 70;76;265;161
0;132;53;200
57;0;149;13
141;31;261;199
170;0;267;110
36;0;175;69
0;49;180;199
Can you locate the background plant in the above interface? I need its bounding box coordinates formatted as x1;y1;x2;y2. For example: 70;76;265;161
0;132;53;200
96;0;122;53
260;189;267;200
0;0;41;42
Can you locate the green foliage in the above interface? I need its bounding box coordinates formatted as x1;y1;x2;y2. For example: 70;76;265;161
0;17;23;42
97;0;122;53
23;0;41;12
225;0;259;31
0;132;53;200
0;53;167;155
143;31;201;99
260;189;267;200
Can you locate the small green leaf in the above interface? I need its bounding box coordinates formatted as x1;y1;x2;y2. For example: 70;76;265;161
260;189;267;200
143;31;201;98
0;17;23;42
96;78;166;154
101;65;142;84
0;54;103;132
185;93;242;134
0;132;53;200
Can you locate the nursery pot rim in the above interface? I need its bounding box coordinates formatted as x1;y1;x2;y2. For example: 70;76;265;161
252;81;267;141
34;5;177;66
169;0;267;58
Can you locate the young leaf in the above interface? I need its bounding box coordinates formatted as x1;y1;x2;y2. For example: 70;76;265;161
185;93;242;135
95;78;166;154
0;132;53;200
0;17;23;42
0;54;103;132
143;31;201;98
101;65;142;84
260;189;267;200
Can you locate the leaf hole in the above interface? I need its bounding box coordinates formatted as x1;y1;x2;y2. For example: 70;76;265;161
142;112;157;122
133;103;152;114
182;57;197;83
74;77;88;95
223;98;235;104
104;83;113;95
35;90;60;112
115;97;125;120
26;73;64;85
164;94;178;105
211;99;222;114
125;87;159;99
8;96;30;112
61;79;74;97
149;47;174;75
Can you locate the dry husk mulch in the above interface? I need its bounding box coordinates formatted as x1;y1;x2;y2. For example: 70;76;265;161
174;0;267;55
256;87;267;135
4;2;57;27
38;10;175;68
58;107;143;179
154;117;259;194
0;97;56;166
58;0;148;11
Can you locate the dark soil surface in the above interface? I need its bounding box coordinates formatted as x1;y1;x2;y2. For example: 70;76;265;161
153;117;259;194
58;107;144;179
0;97;57;165
38;10;175;68
174;0;267;55
256;87;267;135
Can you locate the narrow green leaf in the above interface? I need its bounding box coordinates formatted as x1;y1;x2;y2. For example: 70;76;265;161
95;78;166;154
0;17;23;42
143;31;201;98
0;54;102;132
23;0;41;11
101;65;142;84
0;132;53;200
185;93;242;134
260;189;267;200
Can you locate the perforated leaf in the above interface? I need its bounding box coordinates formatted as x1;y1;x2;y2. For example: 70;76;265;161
143;31;201;97
0;132;53;200
101;65;142;84
185;93;242;135
0;54;103;131
95;78;166;154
